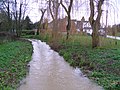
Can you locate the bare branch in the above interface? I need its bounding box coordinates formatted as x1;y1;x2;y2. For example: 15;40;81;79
96;0;105;23
49;0;54;20
89;0;95;25
60;0;68;13
68;0;73;12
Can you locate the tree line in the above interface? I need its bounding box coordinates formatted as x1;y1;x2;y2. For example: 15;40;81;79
0;0;30;36
0;0;119;48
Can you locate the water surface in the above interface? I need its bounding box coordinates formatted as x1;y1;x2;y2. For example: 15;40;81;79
19;40;103;90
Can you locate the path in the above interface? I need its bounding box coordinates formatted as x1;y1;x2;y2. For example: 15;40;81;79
107;35;120;40
18;39;103;90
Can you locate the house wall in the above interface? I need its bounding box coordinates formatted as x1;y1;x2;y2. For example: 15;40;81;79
58;18;67;32
48;17;105;35
70;20;77;34
58;17;77;34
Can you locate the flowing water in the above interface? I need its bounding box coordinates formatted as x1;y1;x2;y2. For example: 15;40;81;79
18;39;103;90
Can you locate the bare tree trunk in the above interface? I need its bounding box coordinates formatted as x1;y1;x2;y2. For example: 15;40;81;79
61;0;73;40
2;0;28;36
14;0;18;36
66;14;71;39
49;0;60;39
7;0;11;32
1;0;12;32
89;0;104;48
18;3;22;37
92;24;100;48
37;9;46;35
12;0;28;37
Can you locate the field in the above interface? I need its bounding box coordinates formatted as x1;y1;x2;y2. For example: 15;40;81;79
58;35;120;90
0;40;32;89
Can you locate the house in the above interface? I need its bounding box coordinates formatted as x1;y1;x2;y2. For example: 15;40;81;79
58;16;77;34
77;20;105;36
48;16;77;34
48;16;105;36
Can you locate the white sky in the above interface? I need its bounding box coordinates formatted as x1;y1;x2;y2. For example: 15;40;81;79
27;0;120;26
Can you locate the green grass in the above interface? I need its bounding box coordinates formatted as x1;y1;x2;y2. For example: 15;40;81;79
0;40;32;89
59;35;120;90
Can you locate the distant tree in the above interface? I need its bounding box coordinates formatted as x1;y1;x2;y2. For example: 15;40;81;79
0;10;9;31
33;21;39;29
111;24;118;36
23;16;33;30
0;0;28;37
37;9;46;35
81;16;85;34
12;0;28;36
0;0;12;32
116;24;120;32
43;18;48;30
89;0;105;48
34;0;48;35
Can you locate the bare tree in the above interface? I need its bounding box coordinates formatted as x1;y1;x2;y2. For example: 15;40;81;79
48;0;61;38
1;0;12;32
89;0;105;48
60;0;73;39
14;0;17;33
36;0;49;35
12;0;28;37
37;9;46;35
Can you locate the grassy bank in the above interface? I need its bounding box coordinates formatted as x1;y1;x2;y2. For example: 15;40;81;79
24;34;120;90
0;40;32;90
59;36;120;90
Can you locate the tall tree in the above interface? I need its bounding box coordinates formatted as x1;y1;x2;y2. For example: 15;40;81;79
1;0;12;32
60;0;73;39
0;10;9;31
12;0;28;37
37;9;46;35
0;0;28;36
89;0;105;48
49;0;61;38
35;0;48;35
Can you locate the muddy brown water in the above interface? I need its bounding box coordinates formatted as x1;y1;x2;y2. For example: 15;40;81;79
18;40;103;90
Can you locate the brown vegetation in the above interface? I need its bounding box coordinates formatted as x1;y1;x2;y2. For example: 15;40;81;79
0;32;17;40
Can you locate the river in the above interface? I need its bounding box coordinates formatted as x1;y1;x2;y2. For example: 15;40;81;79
18;39;103;90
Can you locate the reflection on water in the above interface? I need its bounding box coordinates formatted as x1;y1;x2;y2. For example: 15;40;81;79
18;40;103;90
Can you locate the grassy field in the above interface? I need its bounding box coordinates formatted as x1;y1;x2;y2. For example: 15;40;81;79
0;40;32;90
2;34;120;89
25;34;120;90
59;36;120;90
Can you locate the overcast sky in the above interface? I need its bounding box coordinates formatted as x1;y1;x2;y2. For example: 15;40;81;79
27;0;120;26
